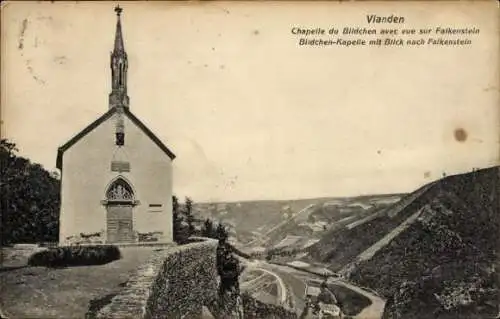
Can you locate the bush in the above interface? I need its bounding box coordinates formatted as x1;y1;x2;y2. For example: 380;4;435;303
328;283;372;316
27;245;121;267
241;292;298;319
138;231;163;242
146;240;219;318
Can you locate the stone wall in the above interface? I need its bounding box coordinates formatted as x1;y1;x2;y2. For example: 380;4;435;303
96;239;218;319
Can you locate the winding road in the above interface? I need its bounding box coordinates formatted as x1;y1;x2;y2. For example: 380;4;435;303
242;260;385;319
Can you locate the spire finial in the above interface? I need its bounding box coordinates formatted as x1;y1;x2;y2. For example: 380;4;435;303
115;5;123;16
112;5;125;54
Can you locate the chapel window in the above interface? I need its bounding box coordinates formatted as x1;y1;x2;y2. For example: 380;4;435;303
106;178;134;201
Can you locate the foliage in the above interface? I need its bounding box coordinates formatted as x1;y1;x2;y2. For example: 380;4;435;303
327;283;372;316
137;231;163;242
184;197;195;235
172;195;188;243
173;195;208;244
172;195;229;244
202;218;215;238
65;231;105;245
198;216;230;242
241;292;298;319
27;245;121;267
172;195;180;217
1;139;60;245
140;241;218;318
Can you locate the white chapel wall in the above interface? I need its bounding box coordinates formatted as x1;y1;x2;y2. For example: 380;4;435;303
59;112;173;244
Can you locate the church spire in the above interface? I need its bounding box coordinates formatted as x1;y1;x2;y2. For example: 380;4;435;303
113;6;125;54
109;5;129;110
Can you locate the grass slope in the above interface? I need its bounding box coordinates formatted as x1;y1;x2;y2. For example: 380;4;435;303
0;247;154;318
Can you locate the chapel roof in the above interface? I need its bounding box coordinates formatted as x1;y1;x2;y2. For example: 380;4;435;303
56;107;176;170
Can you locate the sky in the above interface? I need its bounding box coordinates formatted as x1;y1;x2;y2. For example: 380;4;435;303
1;1;499;203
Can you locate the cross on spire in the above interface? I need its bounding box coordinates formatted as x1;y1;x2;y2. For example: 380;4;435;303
114;5;123;16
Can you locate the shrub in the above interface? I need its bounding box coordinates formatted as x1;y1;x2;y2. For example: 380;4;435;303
145;240;219;318
328;283;372;316
27;245;121;267
138;231;163;242
241;292;298;319
65;231;105;245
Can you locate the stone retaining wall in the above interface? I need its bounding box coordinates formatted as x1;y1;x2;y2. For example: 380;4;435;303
96;238;218;319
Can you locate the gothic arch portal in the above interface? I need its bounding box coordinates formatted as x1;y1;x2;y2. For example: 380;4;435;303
105;176;135;203
104;176;136;243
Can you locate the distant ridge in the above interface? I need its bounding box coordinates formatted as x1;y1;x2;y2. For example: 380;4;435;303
195;193;408;205
194;193;407;248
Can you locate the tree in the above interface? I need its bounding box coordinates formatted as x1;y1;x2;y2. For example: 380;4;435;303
1;139;60;245
173;195;179;215
0;139;18;176
184;196;195;236
202;218;214;238
172;195;183;243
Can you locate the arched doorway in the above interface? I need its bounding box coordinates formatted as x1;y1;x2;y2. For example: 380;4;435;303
104;177;136;243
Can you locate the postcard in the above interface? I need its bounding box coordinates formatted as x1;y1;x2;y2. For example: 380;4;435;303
1;1;498;319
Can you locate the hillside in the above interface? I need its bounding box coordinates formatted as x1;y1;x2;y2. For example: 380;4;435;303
347;166;499;318
307;183;434;270
193;194;404;248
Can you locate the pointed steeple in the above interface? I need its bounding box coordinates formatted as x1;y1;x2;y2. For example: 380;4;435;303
109;5;129;110
113;6;125;54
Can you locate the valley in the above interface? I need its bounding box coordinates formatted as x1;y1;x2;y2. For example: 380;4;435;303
195;166;500;318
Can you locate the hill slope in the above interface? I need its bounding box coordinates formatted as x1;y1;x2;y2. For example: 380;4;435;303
347;166;499;318
307;183;435;270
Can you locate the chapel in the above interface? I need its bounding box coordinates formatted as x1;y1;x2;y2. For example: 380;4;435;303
56;7;175;245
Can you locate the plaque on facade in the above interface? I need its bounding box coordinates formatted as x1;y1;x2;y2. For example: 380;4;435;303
111;160;130;172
